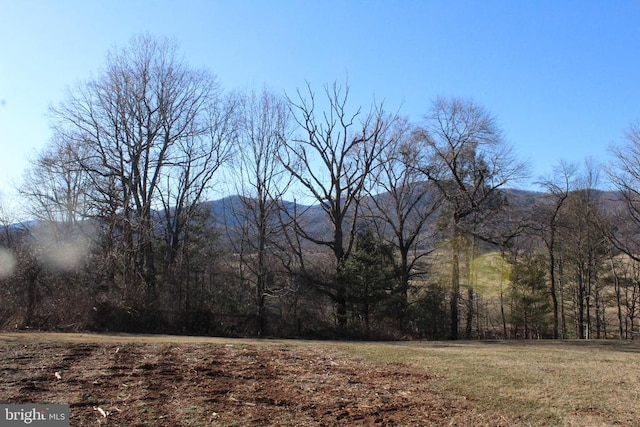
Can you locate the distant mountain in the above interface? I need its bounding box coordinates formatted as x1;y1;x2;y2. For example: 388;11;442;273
1;187;629;251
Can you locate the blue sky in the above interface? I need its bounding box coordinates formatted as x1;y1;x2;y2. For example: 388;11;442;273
2;0;640;214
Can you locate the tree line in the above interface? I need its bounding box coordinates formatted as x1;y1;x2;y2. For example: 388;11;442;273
2;35;640;340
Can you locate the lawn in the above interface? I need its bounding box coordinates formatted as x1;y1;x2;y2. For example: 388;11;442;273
1;332;639;426
345;340;640;426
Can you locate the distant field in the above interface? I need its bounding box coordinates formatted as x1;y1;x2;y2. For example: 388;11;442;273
1;332;639;426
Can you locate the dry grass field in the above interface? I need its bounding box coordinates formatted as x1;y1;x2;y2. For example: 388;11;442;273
346;340;640;426
1;332;639;426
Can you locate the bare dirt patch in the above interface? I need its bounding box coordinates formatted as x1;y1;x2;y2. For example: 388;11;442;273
0;334;515;426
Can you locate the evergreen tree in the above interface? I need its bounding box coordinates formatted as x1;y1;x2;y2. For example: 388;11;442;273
338;229;399;334
510;255;551;339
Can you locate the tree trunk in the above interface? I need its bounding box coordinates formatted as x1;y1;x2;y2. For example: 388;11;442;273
465;287;474;339
398;253;410;331
449;231;460;340
500;287;508;339
549;241;559;339
334;218;348;330
336;284;348;330
559;251;567;339
577;268;585;339
610;255;624;339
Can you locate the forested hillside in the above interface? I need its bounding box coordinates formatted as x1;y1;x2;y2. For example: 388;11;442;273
2;35;640;340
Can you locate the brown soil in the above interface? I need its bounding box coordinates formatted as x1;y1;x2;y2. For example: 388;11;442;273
0;340;514;426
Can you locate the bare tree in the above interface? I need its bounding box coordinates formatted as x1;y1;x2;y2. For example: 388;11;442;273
281;81;391;330
561;160;608;339
20;134;93;232
608;121;640;260
536;160;577;339
18;135;97;304
415;97;527;340
159;92;237;269
0;197;18;278
228;87;293;336
12;137;100;329
49;34;230;310
606;122;640;339
364;116;441;329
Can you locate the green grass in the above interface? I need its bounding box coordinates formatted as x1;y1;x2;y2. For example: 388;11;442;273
341;340;640;426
